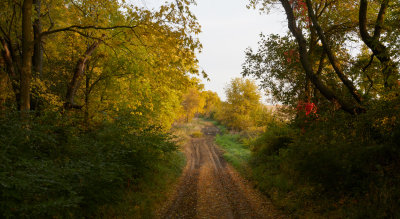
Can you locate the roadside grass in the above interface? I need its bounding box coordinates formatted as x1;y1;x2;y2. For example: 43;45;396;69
203;118;252;176
211;120;297;216
178;118;251;174
215;132;251;177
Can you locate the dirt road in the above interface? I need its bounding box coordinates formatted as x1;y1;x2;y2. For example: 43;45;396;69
158;124;284;219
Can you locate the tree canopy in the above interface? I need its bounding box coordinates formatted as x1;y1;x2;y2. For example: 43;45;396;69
0;0;204;129
245;0;400;114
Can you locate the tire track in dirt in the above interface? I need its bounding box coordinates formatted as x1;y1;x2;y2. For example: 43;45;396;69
159;124;285;219
161;139;201;219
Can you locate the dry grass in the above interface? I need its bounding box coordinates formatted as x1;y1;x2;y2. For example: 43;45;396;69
170;118;210;144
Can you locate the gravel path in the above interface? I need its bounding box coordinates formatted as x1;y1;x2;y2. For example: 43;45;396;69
158;124;285;219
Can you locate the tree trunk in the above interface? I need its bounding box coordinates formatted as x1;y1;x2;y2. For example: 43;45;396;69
0;67;9;110
84;69;90;125
305;0;362;104
0;37;20;105
279;0;363;114
20;0;34;112
359;0;397;88
65;39;102;109
306;29;318;102
30;0;43;111
33;0;43;75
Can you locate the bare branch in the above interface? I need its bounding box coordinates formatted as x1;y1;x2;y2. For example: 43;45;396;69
41;24;139;37
362;54;375;72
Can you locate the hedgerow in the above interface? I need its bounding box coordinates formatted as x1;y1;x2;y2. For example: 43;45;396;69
0;112;178;218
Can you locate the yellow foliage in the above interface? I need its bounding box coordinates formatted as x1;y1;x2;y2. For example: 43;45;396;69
215;78;262;131
181;86;206;122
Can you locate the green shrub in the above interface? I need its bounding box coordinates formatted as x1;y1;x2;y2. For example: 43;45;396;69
0;112;180;218
251;124;294;157
248;98;400;217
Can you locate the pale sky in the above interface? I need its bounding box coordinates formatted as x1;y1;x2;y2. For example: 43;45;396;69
137;0;288;101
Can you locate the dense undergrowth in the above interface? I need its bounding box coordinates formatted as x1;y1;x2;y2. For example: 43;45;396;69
252;104;400;218
213;98;400;218
0;112;184;218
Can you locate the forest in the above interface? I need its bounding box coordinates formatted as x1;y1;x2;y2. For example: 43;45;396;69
1;0;400;218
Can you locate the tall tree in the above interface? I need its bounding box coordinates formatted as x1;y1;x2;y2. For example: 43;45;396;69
246;0;399;114
182;87;205;122
20;0;34;112
0;0;202;115
217;78;261;130
33;0;43;75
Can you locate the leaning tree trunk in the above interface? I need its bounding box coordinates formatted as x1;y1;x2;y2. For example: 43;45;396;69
305;0;362;104
359;0;397;88
84;67;91;125
20;0;34;112
0;37;20;106
65;39;102;109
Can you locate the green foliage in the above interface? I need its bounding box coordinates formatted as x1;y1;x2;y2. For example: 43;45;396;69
251;124;294;156
0;112;182;218
243;34;304;106
246;0;400;112
248;98;400;217
1;0;204;129
0;1;201;215
244;0;400;217
99;152;186;218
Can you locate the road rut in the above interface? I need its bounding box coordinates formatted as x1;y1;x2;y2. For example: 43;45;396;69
159;124;284;219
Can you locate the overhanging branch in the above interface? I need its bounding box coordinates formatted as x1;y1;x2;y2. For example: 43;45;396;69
41;24;139;37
